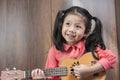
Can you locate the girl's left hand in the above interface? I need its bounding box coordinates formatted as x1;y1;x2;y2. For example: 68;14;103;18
72;64;92;79
31;69;46;80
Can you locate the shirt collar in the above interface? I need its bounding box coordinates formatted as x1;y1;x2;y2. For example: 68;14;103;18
63;40;86;51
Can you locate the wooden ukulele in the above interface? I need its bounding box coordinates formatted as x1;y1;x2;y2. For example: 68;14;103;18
1;52;106;80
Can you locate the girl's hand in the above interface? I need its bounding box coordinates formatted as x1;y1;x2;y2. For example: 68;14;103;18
72;63;104;79
72;64;92;79
31;69;46;80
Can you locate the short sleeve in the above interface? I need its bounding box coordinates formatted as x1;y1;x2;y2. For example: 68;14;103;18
95;47;117;71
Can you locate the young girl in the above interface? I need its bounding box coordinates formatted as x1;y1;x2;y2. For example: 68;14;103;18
31;6;117;80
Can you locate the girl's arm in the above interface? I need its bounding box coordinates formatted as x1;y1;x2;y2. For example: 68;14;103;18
73;63;104;78
96;47;117;71
73;47;117;79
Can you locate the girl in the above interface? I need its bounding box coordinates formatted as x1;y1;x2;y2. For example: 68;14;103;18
31;6;117;80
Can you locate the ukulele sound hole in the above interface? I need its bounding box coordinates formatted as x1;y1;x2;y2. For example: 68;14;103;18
93;73;99;77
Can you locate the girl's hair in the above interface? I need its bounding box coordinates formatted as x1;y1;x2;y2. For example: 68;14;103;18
52;6;106;59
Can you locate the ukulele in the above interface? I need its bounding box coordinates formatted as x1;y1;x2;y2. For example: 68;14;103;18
1;52;106;80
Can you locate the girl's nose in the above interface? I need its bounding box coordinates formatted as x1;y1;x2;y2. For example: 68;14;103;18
69;26;75;33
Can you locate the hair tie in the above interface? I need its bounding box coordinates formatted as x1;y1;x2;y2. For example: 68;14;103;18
61;10;65;17
86;19;96;37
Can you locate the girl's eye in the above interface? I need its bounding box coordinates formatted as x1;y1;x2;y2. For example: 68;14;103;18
76;25;82;29
66;22;70;26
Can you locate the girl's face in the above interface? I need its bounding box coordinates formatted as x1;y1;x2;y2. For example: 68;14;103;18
62;13;86;46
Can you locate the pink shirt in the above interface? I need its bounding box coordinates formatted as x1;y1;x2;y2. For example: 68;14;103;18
45;40;117;80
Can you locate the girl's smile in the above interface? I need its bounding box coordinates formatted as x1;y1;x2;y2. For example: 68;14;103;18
62;13;86;46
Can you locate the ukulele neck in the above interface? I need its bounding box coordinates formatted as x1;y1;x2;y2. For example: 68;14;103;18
24;66;68;78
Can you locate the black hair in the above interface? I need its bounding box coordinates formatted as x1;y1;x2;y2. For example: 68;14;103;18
85;17;106;59
52;6;106;59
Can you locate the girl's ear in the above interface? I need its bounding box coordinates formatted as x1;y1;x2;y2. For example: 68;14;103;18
83;35;86;38
83;34;88;39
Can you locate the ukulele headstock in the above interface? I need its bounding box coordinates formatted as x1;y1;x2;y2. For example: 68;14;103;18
1;67;25;80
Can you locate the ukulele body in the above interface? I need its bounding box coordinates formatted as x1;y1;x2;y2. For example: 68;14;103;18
60;52;106;80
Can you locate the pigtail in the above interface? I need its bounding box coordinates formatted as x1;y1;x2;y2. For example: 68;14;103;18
53;10;65;51
85;17;106;59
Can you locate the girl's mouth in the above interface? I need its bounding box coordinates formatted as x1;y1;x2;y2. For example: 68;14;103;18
67;34;76;39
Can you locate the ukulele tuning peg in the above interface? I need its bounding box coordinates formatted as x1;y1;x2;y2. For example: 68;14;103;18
13;67;16;70
6;67;10;71
13;67;18;80
13;67;17;75
5;67;10;75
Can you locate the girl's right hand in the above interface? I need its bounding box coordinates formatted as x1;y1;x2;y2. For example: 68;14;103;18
31;69;46;80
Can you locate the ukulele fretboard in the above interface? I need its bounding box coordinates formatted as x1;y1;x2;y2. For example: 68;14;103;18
24;66;68;78
44;66;68;77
